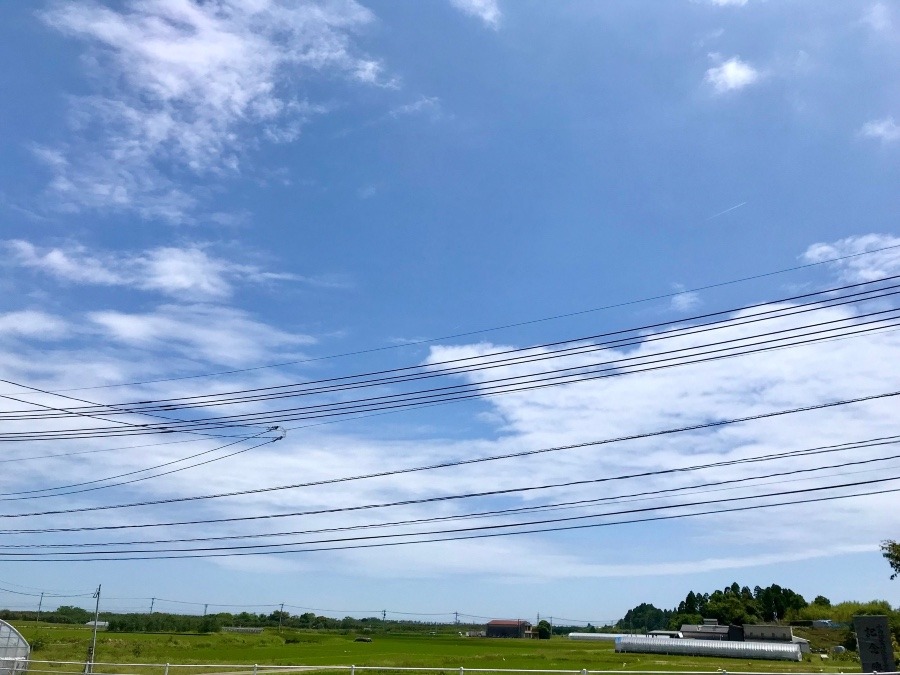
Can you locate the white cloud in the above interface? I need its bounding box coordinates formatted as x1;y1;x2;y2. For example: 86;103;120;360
0;310;70;341
670;290;702;312
4;240;310;300
862;3;892;32
860;117;900;143
705;55;761;93
449;0;501;29
88;304;314;366
802;233;900;282
4;237;900;589
706;0;748;5
39;0;388;220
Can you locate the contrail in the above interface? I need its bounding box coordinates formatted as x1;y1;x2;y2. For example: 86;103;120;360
706;201;747;221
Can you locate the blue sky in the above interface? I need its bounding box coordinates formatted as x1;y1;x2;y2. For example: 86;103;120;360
1;0;899;624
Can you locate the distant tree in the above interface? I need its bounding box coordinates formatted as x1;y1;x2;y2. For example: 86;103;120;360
882;540;900;579
617;603;673;632
537;620;552;639
55;605;91;623
812;596;831;607
754;584;807;622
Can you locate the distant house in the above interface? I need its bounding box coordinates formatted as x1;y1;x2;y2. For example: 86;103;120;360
679;619;741;641
486;620;532;638
84;621;108;630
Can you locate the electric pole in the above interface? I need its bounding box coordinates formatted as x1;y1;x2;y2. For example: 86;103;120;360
279;603;285;633
203;604;208;616
150;598;155;614
37;592;44;625
85;585;101;674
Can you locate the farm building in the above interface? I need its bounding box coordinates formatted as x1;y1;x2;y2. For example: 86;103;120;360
743;624;810;653
679;618;742;641
486;619;532;638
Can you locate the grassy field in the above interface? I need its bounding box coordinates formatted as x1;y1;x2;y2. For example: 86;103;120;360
12;624;858;675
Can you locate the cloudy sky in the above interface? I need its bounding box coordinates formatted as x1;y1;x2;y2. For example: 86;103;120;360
1;0;899;624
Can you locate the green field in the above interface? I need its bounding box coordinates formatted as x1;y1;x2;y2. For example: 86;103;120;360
12;624;857;675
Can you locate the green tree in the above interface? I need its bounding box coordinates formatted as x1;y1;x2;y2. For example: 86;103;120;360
617;603;673;632
537;620;552;639
882;540;900;579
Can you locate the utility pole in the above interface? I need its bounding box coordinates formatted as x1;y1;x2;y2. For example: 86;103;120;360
203;604;208;616
454;612;459;625
37;592;44;625
85;585;101;675
278;603;285;634
150;598;155;614
382;609;386;622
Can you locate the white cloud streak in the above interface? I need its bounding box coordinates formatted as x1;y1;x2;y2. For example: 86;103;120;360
39;0;388;221
88;304;314;366
3;240;332;299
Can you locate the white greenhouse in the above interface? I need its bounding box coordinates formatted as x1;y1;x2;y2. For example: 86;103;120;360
567;633;623;641
0;620;29;675
615;635;802;661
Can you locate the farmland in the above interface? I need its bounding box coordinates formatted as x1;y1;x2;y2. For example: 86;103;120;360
12;623;856;675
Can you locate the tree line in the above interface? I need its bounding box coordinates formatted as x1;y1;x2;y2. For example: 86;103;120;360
614;581;900;649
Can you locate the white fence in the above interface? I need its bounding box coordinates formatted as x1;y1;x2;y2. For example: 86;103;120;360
22;663;900;675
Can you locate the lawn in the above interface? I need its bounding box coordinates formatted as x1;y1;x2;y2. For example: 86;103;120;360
12;624;857;675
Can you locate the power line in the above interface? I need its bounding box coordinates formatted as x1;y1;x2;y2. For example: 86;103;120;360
34;241;900;393
3;297;897;440
8;275;897;418
2;477;896;560
2;388;897;526
0;429;283;501
7;436;898;548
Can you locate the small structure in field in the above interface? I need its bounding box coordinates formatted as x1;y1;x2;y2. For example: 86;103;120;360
486;619;531;638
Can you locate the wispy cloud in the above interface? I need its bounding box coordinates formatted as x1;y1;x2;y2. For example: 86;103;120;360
670;285;702;312
802;233;900;282
3;240;325;300
389;95;443;120
0;310;70;340
38;0;388;221
706;0;748;6
860;117;900;143
861;3;893;32
705;55;761;93
89;304;314;366
448;0;502;29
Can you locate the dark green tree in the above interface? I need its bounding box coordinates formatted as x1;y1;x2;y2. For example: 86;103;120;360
537;620;552;639
617;603;673;632
882;540;900;579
